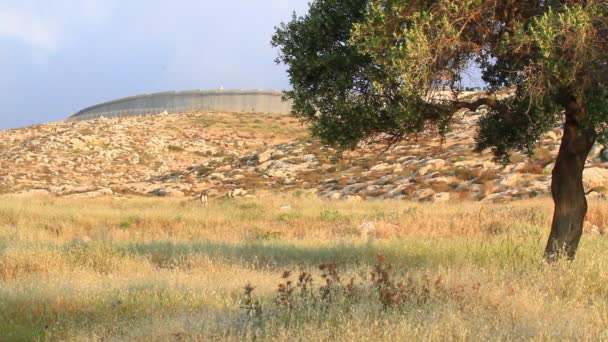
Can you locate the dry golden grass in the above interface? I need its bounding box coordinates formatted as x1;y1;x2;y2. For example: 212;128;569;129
1;193;608;340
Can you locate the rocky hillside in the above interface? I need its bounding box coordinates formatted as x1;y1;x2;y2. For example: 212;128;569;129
2;105;608;202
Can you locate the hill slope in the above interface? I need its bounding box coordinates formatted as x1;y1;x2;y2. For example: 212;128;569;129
2;106;608;202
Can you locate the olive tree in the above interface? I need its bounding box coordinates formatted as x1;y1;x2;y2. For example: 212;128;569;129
273;0;608;260
271;0;408;150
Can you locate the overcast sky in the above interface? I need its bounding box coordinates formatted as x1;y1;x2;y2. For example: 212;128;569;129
0;0;311;129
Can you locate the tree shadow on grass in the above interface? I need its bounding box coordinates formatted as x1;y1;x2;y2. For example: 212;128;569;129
119;239;472;270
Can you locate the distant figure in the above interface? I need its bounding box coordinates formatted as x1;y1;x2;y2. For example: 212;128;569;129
226;188;235;199
200;191;209;207
198;180;214;206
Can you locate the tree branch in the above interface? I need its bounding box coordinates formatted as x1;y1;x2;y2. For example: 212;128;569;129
453;97;501;111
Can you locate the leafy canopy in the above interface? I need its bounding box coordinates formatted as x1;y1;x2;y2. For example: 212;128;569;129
274;0;608;162
272;0;411;150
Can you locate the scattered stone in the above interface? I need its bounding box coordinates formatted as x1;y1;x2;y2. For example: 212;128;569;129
2;102;608;204
499;174;520;187
414;189;436;200
432;192;451;203
16;189;50;196
257;149;276;164
231;188;248;197
329;192;342;200
370;163;390;172
209;173;226;181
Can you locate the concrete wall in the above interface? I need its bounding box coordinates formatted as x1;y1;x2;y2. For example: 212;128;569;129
68;89;292;121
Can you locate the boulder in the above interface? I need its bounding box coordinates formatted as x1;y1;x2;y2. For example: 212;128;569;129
426;159;446;170
266;169;288;178
414;188;436;200
370;163;390;172
432;192;451;203
499;174;519;187
329;192;342;200
232;188;248;197
583;167;608;190
543;131;559;142
257;149;276;164
208;173;226;181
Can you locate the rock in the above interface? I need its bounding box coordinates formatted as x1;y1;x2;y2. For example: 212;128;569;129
429;177;451;184
583;167;608;190
454;160;481;168
587;191;606;200
370;163;390;172
267;169;288;178
216;165;232;172
481;192;505;203
255;160;274;173
432;192;451;203
209;173;226;181
419;159;446;176
375;175;396;186
17;189;50;196
341;183;367;194
499;174;519;187
232;188;248;197
272;150;286;159
476;105;489;115
283;177;297;185
584;221;602;235
513;162;527;172
482;161;496;170
544;131;559;142
588;144;602;160
65;188;113;198
601;147;608;162
414;188;436;200
419;165;432;176
329;192;342;200
257;149;276;164
426;159;446;170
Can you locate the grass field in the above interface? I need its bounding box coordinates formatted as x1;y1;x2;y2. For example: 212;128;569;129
1;193;608;341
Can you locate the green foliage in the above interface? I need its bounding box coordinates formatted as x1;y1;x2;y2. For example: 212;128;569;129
475;91;561;162
271;0;406;150
119;215;139;230
275;0;608;161
319;209;351;223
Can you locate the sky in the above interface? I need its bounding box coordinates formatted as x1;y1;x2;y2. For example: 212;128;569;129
0;0;311;129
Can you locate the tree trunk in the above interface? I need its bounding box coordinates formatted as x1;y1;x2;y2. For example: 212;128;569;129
544;98;596;261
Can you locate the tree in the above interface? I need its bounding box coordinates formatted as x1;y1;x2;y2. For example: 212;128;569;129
271;0;408;150
273;0;608;260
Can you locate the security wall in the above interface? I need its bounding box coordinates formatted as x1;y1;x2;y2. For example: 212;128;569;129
68;89;292;121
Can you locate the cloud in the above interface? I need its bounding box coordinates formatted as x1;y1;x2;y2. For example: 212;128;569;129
0;9;59;52
0;0;114;55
